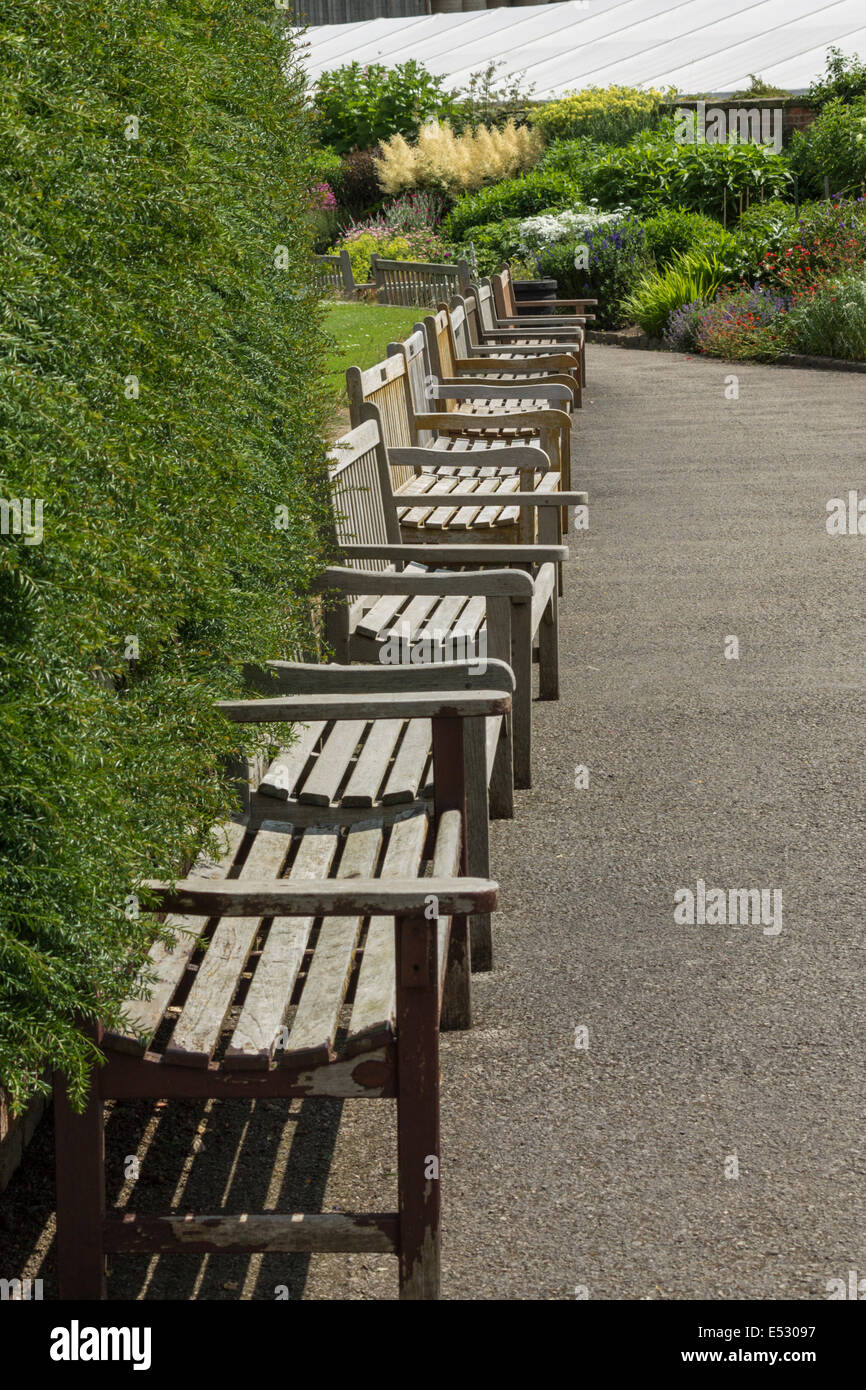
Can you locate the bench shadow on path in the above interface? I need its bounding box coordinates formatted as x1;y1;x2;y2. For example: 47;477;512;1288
0;1092;349;1301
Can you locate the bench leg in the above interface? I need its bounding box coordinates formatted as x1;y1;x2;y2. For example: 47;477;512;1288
511;599;533;789
489;715;514;821
53;1069;106;1300
396;913;441;1299
441;914;472;1027
538;584;560;700
464;716;492;974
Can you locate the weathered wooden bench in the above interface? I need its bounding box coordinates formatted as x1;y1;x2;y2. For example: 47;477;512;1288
387;327;582;524
313;249;365;299
348;342;576;511
461;283;587;404
52;661;511;1302
420;298;580;410
495;263;598;322
370;254;471;308
316;416;571;799
492;267;599;389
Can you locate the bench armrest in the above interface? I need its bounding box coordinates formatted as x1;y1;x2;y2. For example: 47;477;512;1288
496;319;590;331
516;298;598;308
218;686;512;724
452;354;579;372
414;408;570;434
145;876;498;919
340;543;570;564
431;381;573;406
390;443;548;473
316;565;535;598
399;491;587;507
469;342;580;357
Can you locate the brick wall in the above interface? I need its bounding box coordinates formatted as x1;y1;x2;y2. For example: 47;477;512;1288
665;98;818;144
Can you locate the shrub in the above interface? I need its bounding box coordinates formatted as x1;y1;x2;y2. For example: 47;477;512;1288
537;137;606;184
451;60;537;132
535;213;650;329
692;284;792;360
728;74;792;99
642;207;731;266
335;232;410;283
663;298;709;351
722;199;798;283
517;205;634;254
784;271;866;359
333;195;453;280
335;148;382;219
376;119;542;196
311;60;456;155
759;197;866;294
455;219;523;276
582;133;794;219
624;250;729;335
533;84;668;145
0;0;331;1110
788;96;866;199
445;170;580;241
807;46;866;108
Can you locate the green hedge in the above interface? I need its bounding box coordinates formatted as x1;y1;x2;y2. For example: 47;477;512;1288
445;171;580;241
0;0;331;1109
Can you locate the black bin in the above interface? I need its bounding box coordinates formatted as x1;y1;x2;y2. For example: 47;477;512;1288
512;277;557;317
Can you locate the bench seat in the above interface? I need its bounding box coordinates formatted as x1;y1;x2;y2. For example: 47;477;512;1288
106;805;460;1072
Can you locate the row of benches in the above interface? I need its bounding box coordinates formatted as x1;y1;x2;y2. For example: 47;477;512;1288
52;265;597;1300
313;250;473;306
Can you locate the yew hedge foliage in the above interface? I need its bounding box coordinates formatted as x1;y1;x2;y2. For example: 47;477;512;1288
0;0;331;1109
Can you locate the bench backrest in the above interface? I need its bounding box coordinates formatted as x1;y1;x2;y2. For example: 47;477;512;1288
313;248;355;297
328;417;401;579
467;281;500;337
387;329;437;444
370;255;472;308
495;264;519;318
346;354;421;485
422;300;483;385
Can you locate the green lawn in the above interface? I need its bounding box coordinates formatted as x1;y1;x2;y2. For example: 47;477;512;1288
323;300;425;400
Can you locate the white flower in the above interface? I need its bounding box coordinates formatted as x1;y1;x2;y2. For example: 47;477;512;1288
518;204;633;252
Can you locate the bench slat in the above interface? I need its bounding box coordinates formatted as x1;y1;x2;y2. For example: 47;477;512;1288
165;826;291;1067
108;820;246;1056
381;718;431;805
224;824;340;1070
258;723;326;802
342;718;404;809
297;720;367;806
283;820;383;1065
345;810;429;1056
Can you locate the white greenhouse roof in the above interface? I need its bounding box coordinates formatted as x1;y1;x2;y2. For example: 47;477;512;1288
303;0;866;100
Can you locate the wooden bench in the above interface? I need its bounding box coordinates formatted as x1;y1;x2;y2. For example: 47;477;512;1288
492;266;599;388
348;341;576;508
370;254;472;308
388;327;581;517
495;262;598;322
420;298;581;409
52;662;511;1302
319;416;572;797
461;283;587;404
313;249;363;299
